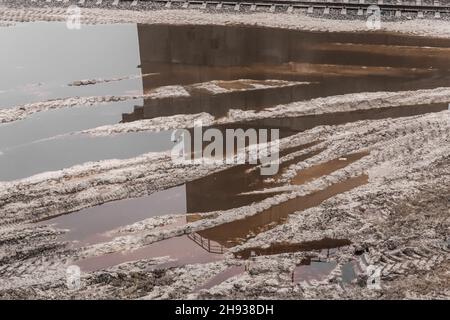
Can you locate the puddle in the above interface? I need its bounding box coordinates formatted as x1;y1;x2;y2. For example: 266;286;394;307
0;22;141;107
124;80;310;120
0;130;173;181
0;22;160;181
194;175;368;249
234;238;351;259
40;185;187;246
4;99;443;182
293;260;338;283
292;259;358;284
292;152;369;185
44;146;359;253
76;235;222;273
3;23;449;182
137;24;450;77
136;61;450;117
40;142;319;245
135;24;450;116
0;100;137;151
73;175;363;272
6;22;450;276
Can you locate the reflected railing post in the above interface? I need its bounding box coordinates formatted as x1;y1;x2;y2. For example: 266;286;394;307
187;232;226;254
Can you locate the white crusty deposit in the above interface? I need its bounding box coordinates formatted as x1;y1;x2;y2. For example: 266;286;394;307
1;6;450;39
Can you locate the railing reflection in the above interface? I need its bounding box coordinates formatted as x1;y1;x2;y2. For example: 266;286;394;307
188;232;226;254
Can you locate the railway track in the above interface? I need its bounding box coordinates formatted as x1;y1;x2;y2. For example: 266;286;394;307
18;0;450;17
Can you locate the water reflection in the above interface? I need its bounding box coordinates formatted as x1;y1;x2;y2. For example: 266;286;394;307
3;23;450;181
130;24;450;121
42;141;320;245
193;175;368;250
0;23;141;108
17;23;450;271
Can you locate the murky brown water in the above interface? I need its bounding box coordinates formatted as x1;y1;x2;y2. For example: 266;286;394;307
132;24;450;121
42;141;321;246
40;185;186;246
193;265;245;292
50;150;367;271
185;141;321;214
123;79;310;120
194;175;368;249
76;234;222;272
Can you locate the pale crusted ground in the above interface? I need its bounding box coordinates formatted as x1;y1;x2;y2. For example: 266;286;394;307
0;4;450;38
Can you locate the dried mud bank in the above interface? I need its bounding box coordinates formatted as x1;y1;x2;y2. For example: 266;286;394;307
0;6;450;39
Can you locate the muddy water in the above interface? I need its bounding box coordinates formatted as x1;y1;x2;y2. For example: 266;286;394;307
42;142;319;245
195;175;368;249
41;185;186;246
185;142;321;214
134;24;450;120
75;235;351;275
123;80;310;120
48;148;363;269
0;130;173;181
76;235;223;273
